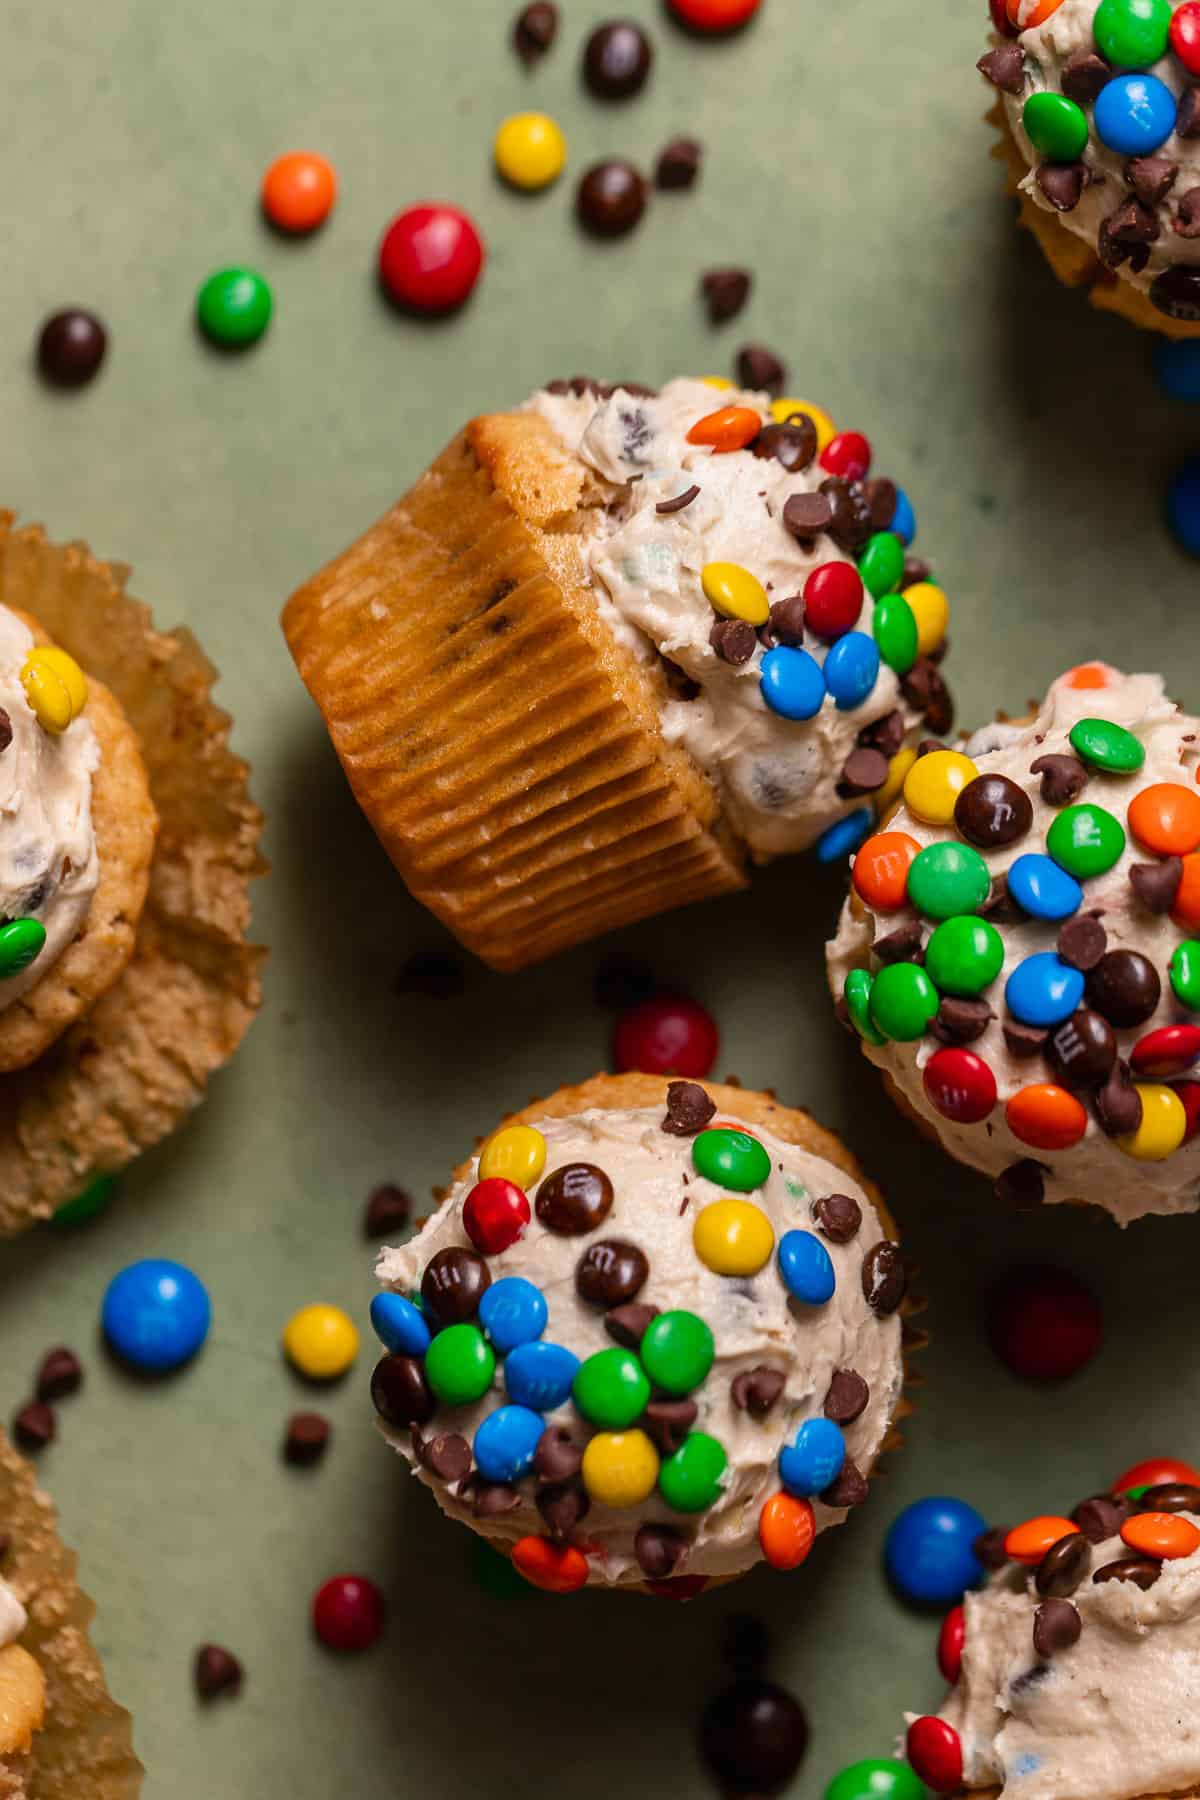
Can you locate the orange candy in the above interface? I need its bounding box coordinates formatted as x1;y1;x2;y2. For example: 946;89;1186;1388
853;831;921;912
511;1536;589;1593
1006;0;1065;24
1060;661;1110;690
1004;1516;1078;1565
262;150;338;234
1173;853;1200;929
759;1494;816;1570
1005;1083;1088;1151
1114;1455;1200;1492
1128;783;1200;857
685;405;762;453
1121;1511;1200;1560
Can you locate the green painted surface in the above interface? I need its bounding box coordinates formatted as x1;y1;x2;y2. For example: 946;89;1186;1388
1;0;1197;1794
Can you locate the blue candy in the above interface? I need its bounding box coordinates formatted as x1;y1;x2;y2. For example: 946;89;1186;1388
815;807;873;865
1005;952;1085;1027
504;1339;580;1411
477;1277;547;1354
473;1404;545;1483
778;1417;846;1498
369;1292;431;1357
1094;74;1176;155
1155;340;1200;403
760;645;825;721
1167;454;1200;557
776;1229;836;1305
889;487;916;546
823;631;881;711
1006;852;1083;922
884;1495;988;1607
101;1258;211;1372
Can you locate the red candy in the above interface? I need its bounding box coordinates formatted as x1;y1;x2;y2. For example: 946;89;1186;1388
906;1716;963;1795
378;205;485;313
988;1265;1103;1383
1113;1455;1200;1493
511;1536;589;1592
612;994;718;1077
803;561;864;639
923;1048;997;1124
1178;1081;1200;1142
1171;0;1200;74
989;0;1020;34
667;0;762;30
462;1178;530;1254
937;1604;965;1684
312;1575;385;1650
819;430;871;483
1130;1025;1200;1078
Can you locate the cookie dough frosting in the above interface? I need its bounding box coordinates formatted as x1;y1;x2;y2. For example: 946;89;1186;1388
371;1087;906;1591
828;663;1200;1225
0;605;99;1008
526;376;953;859
980;0;1200;325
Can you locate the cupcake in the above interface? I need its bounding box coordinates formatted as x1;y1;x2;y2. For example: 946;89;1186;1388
368;1072;920;1595
903;1455;1200;1797
828;662;1200;1225
0;515;263;1231
283;375;954;971
980;0;1200;334
0;1426;141;1795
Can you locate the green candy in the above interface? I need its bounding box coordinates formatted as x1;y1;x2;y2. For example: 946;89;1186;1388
640;1310;714;1394
1171;940;1200;1009
658;1431;727;1512
692;1126;771;1192
424;1323;495;1406
925;915;1004;997
1046;802;1126;879
872;593;918;675
858;531;905;600
844;968;885;1046
1121;1483;1150;1501
0;918;45;980
572;1347;650;1428
49;1173;116;1228
868;961;939;1041
824;1759;928;1800
906;840;991;921
1022;91;1089;162
1093;0;1171;68
197;266;273;347
1068;716;1146;775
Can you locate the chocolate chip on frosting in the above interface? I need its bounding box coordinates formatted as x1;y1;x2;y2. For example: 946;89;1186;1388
1003;1021;1050;1060
1174;188;1200;238
1029;753;1088;807
710;618;758;664
994;1159;1046;1209
766;594;807;646
862;1241;906;1316
1036;1530;1090;1598
974;1526;1011;1571
634;1522;688;1578
534;1424;583;1483
979;871;1020;925
1037;161;1087;212
1093;1555;1161;1590
604;1300;659;1347
701;267;751;323
1093;1058;1144;1137
1128;155;1178;206
644;1397;698;1454
821;1458;868;1509
1057;914;1107;972
1072;1492;1129;1543
838;748;890;796
1060;47;1111;102
858;709;906;758
752;420;817;472
657;483;701;515
820;477;874;554
1129;857;1183;912
731;1366;785;1418
978;41;1025;91
782;491;835;543
1177;86;1200;139
823;1369;869;1425
415;1430;472;1483
1033;1597;1082;1657
1105;195;1161;248
900;554;931;591
864;477;898;533
662;1079;716;1137
873;921;924;968
470;1479;522;1518
735;343;786;395
537;1476;590;1541
812;1193;861;1243
1151;264;1200;321
933;996;993;1043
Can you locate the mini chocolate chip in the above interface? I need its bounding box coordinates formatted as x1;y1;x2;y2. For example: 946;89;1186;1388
576;1239;649;1307
862;1241;906;1315
1093;1555;1160;1589
821;476;875;554
582;21;653;99
513;1;558;62
394;950;465;998
283;1411;331;1467
821;1458;868;1509
978;41;1024;91
1037;161;1086;212
1057;915;1107;971
823;1369;869;1425
1004;1021;1050;1060
1072;1493;1129;1543
371;1354;435;1428
735;343;786;395
662;1080;716;1137
858;709;906;757
766;594;807;646
902;657;954;733
782;491;834;542
1061;47;1111;102
1152;264;1200;321
12;1401;54;1451
979;872;1021;924
470;1479;522;1518
730;1366;785;1418
194;1644;243;1700
576;160;648;236
0;710;12;753
1178;86;1200;139
1033;1597;1081;1657
954;773;1033;849
1128;155;1178;205
812;1193;862;1243
701;267;751;322
1047;1008;1116;1089
1036;1531;1090;1598
635;1522;687;1578
1129;857;1183;912
537;1476;590;1541
932;996;993;1043
864;477;898;532
604;1300;659;1347
534;1425;583;1482
995;1159;1046;1209
363;1183;412;1238
974;1526;1011;1571
710;618;757;664
415;1431;472;1483
751;420;816;472
838;747;890;796
644;1397;698;1454
874;921;926;966
35;1347;82;1403
1093;1058;1143;1137
1086;949;1161;1028
421;1246;491;1323
1139;1483;1200;1513
1029;753;1088;807
657;483;701;516
536;1162;614;1234
655;136;702;191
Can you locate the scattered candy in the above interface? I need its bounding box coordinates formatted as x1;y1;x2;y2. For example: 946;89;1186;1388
1023;91;1089;161
885;1496;987;1606
1170;941;1200;1009
844;968;886;1046
826;1760;926;1800
702;560;769;624
573;1346;650;1427
35;1346;82;1403
312;1575;384;1651
0;920;46;981
804;561;864;639
582;20;652;98
903;751;978;827
13;1402;54;1452
776;1230;836;1305
494;112;567;190
363;1182;411;1238
513;1;559;62
988;1266;1103;1382
473;1404;544;1482
1046;803;1126;879
923;1047;997;1124
1128;783;1200;856
1093;74;1176;155
576;159;648;235
196;267;272;347
50;1173;115;1228
512;1535;588;1592
853;832;921;912
21;647;87;735
641;1310;714;1393
858;532;905;602
1006;1082;1088;1151
660;1430;727;1510
1094;0;1172;66
815;808;873;864
1005;1515;1077;1565
869;961;939;1041
779;1417;845;1496
1130;1023;1200;1076
1005;952;1085;1028
906;1716;963;1795
1068;716;1145;775
194;1643;243;1700
424;1322;496;1405
760;646;825;720
612;994;718;1076
872;593;918;675
36;308;107;387
283;1412;331;1467
378;205;485;312
823;631;880;711
758;1493;815;1569
504;1338;579;1408
693;1198;775;1275
904;581;946;657
102;1260;211;1372
581;1428;659;1507
282;1303;359;1380
1115;1456;1200;1493
937;1604;965;1684
261;150;337;233
1118;1082;1187;1159
369;1292;431;1358
1121;1510;1200;1559
925;915;1003;996
667;0;762;29
1167;455;1200;557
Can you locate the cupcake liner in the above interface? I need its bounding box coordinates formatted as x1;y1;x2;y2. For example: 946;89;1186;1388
282;416;747;973
990;103;1200;340
0;514;265;1233
0;1428;141;1797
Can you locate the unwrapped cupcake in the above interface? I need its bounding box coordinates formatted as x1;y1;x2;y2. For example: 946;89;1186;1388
829;662;1200;1224
283;375;954;970
368;1072;920;1595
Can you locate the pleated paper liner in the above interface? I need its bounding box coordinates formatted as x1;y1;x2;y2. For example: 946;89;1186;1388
966;1790;1195;1799
445;1071;926;1597
0;1428;141;1797
0;515;265;1233
990;102;1200;340
282;412;747;973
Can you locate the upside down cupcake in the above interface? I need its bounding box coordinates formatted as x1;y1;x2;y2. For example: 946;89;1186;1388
980;0;1200;334
368;1074;921;1594
828;663;1200;1224
904;1453;1200;1797
283;374;954;970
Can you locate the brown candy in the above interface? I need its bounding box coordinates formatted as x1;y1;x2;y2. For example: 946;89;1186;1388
821;1458;868;1509
513;1;558;62
1033;1597;1082;1657
862;1241;906;1316
953;773;1032;849
656;136;702;191
1093;1059;1143;1137
812;1193;861;1243
1178;87;1200;139
576;160;648;236
370;1354;435;1427
1129;857;1182;913
575;1239;649;1307
994;1159;1046;1209
583;21;653;100
978;41;1024;91
823;1369;869;1425
534;1425;583;1483
1093;1556;1160;1590
1047;1008;1116;1089
701;267;751;322
1036;1530;1090;1597
421;1246;491;1323
415;1431;472;1483
1029;753;1088;807
644;1397;698;1454
1085;950;1161;1028
194;1644;243;1700
536;1476;590;1541
736;343;786;395
35;1346;82;1402
536;1162;614;1234
730;1366;785;1418
364;1183;412;1238
751;420;816;473
858;709;906;757
864;478;898;532
634;1522;688;1578
699;1679;808;1796
1057;914;1107;972
1138;1483;1200;1514
283;1411;331;1467
974;1526;1011;1571
1072;1492;1129;1543
604;1301;659;1347
12;1401;54;1451
838;748;890;796
662;1080;716;1136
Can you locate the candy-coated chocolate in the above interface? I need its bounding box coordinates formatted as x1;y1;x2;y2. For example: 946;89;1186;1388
693;1126;771;1191
611;994;718;1076
1115;1456;1200;1493
844;968;886;1046
819;430;871;481
196;266;272;347
504;1339;580;1410
424;1322;496;1405
903;751;979;827
462;1177;531;1254
853;831;920;911
0;920;46;980
858;531;905;601
1121;1510;1200;1559
1006;1082;1089;1151
1128;783;1200;856
776;1229;836;1304
102;1259;211;1372
815;808;873;864
1005;1515;1078;1565
1068;716;1145;774
759;1492;816;1569
477;1276;547;1352
687;406;762;453
378;205;485;313
907;840;991;919
1155;336;1200;400
1094;0;1172;65
1173;853;1200;928
701;560;769;625
369;1292;431;1357
779;1417;845;1496
869;961;939;1041
890;487;917;544
954;773;1032;850
282;1303;359;1380
923;1047;997;1124
493;111;567;190
925;915;1003;996
938;1604;965;1684
1047;803;1126;879
474;1404;544;1482
759;645;825;720
370;1353;434;1426
693;1198;775;1275
1006;852;1083;921
904;581;946;657
511;1535;588;1592
1094;73;1177;155
641;1310;714;1393
479;1124;547;1187
21;647;87;734
906;1716;963;1795
50;1173;116;1227
1171;0;1200;73
872;593;918;675
1118;1083;1187;1159
885;1496;987;1606
667;0;761;28
1005;953;1085;1028
1023;91;1089;161
823;631;880;711
988;1266;1103;1383
581;1428;659;1508
1130;1024;1200;1076
658;1431;728;1511
421;1246;491;1323
826;1759;927;1800
1170;940;1200;1009
804;560;863;638
575;1239;648;1306
312;1575;384;1650
36;308;107;387
1179;1079;1200;1141
572;1346;650;1427
261;150;337;232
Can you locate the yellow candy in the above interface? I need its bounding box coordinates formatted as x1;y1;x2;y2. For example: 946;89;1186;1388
701;375;735;390
36;647;88;712
581;1429;660;1509
701;562;769;627
903;582;948;658
282;1303;360;1380
902;749;979;827
693;1198;775;1276
1119;1084;1187;1161
875;746;917;818
493;111;567;191
771;397;835;450
21;648;87;735
478;1125;546;1187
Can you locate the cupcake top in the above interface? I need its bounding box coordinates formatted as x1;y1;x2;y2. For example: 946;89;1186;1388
0;605;98;1006
828;664;1200;1225
908;1474;1200;1799
371;1086;906;1590
980;0;1200;325
527;376;953;860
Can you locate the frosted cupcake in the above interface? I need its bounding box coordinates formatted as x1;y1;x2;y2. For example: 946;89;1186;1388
283;376;953;970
